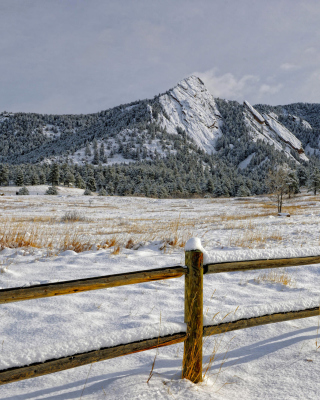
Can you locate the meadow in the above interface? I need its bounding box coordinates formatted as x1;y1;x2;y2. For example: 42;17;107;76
1;187;320;399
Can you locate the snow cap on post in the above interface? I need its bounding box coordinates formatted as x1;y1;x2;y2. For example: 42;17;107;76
185;238;209;264
185;237;203;252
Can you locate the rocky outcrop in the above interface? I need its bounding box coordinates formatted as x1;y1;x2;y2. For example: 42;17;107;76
158;75;222;153
243;100;308;162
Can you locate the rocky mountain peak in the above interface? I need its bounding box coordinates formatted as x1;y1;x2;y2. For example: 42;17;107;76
158;75;222;153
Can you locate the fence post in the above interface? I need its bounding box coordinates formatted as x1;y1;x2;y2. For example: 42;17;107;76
182;248;203;383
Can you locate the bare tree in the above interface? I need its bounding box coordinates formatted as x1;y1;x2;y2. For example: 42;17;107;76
266;167;289;213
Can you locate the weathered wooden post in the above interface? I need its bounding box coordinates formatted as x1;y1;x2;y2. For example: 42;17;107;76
182;238;204;383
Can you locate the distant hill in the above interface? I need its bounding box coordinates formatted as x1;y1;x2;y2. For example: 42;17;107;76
1;75;320;197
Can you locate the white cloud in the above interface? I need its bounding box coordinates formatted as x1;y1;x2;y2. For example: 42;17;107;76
193;68;285;103
280;63;300;71
259;83;283;95
194;68;260;100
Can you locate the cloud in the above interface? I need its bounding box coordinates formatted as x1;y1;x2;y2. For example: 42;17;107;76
193;68;286;103
259;83;283;95
280;63;300;71
194;68;260;100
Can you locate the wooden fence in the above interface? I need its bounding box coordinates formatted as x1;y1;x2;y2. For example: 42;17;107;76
0;250;320;385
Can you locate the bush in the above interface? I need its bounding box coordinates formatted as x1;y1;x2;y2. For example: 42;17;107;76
61;210;87;222
45;186;58;195
98;188;107;196
84;188;92;195
17;187;29;195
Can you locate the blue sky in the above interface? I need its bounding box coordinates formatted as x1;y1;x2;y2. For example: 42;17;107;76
1;0;320;114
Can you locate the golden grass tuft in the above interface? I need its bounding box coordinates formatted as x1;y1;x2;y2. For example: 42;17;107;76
254;268;295;287
111;245;121;255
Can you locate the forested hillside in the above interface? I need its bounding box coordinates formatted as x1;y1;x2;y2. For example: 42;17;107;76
1;76;320;198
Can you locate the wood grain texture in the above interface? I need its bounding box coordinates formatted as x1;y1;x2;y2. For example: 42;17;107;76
0;266;185;304
182;250;203;383
205;255;320;274
0;332;186;386
203;307;320;337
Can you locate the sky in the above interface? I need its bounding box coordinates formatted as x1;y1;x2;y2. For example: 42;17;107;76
1;0;320;114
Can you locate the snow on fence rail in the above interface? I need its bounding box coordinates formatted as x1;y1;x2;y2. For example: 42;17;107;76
0;240;320;385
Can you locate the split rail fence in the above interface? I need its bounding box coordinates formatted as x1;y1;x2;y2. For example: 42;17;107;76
0;250;320;385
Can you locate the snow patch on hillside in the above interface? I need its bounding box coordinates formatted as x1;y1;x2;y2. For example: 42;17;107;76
238;153;255;170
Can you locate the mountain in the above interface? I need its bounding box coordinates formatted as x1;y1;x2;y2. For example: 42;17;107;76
0;75;319;167
1;75;320;198
243;100;308;162
158;76;222;153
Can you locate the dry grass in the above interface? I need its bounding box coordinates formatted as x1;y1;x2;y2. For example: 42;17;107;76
59;232;94;253
60;210;88;223
254;268;295;287
228;225;283;248
111;245;121;255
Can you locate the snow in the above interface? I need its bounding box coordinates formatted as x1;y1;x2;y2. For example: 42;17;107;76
238;153;255;170
263;113;303;151
0;322;187;370
159;75;223;154
1;189;320;399
243;101;308;162
244;101;265;123
205;246;320;265
185;237;203;251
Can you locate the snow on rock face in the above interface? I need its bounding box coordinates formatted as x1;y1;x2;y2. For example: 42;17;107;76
243;100;308;162
159;75;222;153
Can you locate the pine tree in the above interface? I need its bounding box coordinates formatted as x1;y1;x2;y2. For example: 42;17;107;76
85;143;92;156
31;172;40;186
75;173;86;189
308;167;320;195
15;168;24;186
86;176;96;192
48;163;60;186
92;147;99;165
0;164;9;186
64;171;75;187
286;170;299;198
99;143;107;163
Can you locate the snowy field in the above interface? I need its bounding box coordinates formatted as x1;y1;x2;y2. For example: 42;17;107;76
1;187;320;399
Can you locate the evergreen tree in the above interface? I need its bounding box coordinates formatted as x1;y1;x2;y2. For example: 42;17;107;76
15;168;24;186
85;143;92;156
99;143;107;163
30;172;40;185
75;173;86;189
0;164;9;186
308;167;320;195
86;176;97;192
297;166;308;187
286;170;299;198
64;171;75;186
92;147;99;165
48;163;60;186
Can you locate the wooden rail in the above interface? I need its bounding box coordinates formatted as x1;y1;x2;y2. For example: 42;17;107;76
203;306;320;336
0;243;320;386
0;266;185;304
0;332;186;385
204;255;320;274
1;305;319;386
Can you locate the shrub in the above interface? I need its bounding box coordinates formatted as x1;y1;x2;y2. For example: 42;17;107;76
17;187;29;195
61;210;87;222
45;186;58;195
84;188;92;195
98;188;107;196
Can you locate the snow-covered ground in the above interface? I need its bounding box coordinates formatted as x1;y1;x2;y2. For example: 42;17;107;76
1;188;320;399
